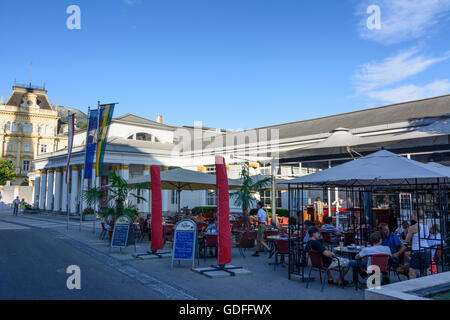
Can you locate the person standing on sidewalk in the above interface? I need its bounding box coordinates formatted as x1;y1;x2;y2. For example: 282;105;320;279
12;196;20;216
252;201;273;257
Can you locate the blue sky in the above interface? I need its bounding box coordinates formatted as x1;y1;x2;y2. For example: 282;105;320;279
1;0;449;129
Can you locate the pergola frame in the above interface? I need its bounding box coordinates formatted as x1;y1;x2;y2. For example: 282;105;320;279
287;178;450;281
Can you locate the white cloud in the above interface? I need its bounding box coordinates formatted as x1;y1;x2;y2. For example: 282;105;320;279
354;48;449;92
357;0;450;44
367;79;450;103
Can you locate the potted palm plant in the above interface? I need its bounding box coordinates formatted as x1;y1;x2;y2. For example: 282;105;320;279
230;163;271;228
107;171;145;221
81;186;106;221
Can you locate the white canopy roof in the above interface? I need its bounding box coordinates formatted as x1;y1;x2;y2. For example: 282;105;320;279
308;128;365;149
127;167;242;190
281;150;450;187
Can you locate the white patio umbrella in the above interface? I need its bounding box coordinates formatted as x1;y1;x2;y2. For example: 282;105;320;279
280;150;450;187
127;167;242;213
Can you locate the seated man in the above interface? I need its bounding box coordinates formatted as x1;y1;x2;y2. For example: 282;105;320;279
349;232;392;279
379;223;406;265
306;227;349;286
321;216;341;243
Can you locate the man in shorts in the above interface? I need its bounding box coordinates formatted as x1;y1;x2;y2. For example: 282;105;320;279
306;227;350;285
252;201;273;257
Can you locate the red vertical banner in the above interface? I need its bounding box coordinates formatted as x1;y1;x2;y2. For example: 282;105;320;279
215;156;232;265
151;166;163;251
100;176;108;207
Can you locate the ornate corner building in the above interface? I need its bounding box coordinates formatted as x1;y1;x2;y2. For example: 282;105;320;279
0;84;68;186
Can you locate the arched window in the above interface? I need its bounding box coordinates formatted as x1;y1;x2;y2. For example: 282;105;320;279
6;122;10;131
135;132;153;141
12;122;17;132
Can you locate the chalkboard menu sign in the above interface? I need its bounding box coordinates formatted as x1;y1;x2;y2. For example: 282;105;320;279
111;215;132;248
171;219;197;268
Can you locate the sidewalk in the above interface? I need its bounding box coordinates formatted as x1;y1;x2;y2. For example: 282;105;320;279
11;211;365;300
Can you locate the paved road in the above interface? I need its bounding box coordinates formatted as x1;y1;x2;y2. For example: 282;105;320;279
0;214;166;300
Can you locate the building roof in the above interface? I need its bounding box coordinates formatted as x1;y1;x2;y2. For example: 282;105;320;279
114;113;177;131
5;85;53;110
248;94;450;140
182;95;450;154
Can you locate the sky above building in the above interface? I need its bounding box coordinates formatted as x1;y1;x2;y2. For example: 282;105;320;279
1;0;449;130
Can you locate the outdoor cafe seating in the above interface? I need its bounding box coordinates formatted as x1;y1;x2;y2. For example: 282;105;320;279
202;234;218;260
306;249;345;292
282;150;450;289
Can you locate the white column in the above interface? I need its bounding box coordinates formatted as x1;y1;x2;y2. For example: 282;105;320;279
61;168;68;213
34;172;41;208
327;161;331;220
46;170;54;211
53;168;62;211
120;165;129;180
81;165;89;211
39;170;47;210
91;164;99;212
335;187;340;227
70;166;79;214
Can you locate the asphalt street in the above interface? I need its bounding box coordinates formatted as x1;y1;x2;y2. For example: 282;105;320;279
0;216;166;300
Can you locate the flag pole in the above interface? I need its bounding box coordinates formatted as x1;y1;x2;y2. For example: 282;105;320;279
96;101;101;229
80;107;90;232
67;111;71;231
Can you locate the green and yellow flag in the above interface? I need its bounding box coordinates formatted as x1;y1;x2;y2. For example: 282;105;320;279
96;104;115;177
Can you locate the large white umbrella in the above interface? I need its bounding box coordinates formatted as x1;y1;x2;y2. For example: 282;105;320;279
127;168;242;212
280;150;450;187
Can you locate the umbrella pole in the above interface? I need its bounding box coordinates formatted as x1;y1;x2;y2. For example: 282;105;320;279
177;189;181;214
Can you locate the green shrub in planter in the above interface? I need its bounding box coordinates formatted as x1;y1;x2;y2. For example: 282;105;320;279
192;206;217;215
249;208;289;218
83;208;95;215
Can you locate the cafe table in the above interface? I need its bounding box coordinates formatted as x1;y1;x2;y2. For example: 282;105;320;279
333;245;368;290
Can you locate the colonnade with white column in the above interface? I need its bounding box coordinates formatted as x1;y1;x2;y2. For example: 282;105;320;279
35;165;83;214
33;163;208;216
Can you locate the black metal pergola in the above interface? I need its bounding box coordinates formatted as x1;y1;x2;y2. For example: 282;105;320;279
287;178;450;282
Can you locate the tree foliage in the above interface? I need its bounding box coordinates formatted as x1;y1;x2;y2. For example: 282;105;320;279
0;159;17;185
81;186;105;210
230;163;271;227
107;171;145;220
